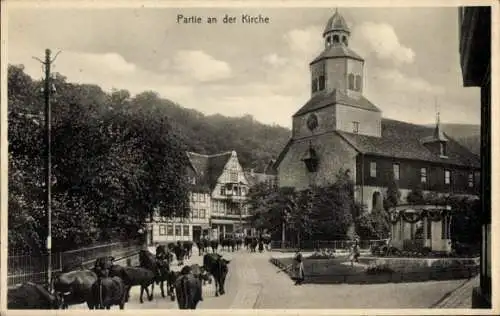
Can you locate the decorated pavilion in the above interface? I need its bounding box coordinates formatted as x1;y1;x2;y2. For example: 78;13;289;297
389;204;453;253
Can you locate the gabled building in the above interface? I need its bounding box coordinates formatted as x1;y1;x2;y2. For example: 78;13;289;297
187;150;251;237
275;10;480;214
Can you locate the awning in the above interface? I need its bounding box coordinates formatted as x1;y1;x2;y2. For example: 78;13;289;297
211;219;246;225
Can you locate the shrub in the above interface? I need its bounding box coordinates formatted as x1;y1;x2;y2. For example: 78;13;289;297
366;263;394;275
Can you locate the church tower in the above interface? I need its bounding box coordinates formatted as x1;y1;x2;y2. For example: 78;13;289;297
292;9;381;139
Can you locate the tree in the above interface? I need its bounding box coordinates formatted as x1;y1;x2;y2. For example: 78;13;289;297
406;184;425;204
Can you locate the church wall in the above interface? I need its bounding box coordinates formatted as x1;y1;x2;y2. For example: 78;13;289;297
359;155;480;197
325;58;347;93
335;104;382;137
310;61;326;98
278;132;358;190
292;106;337;139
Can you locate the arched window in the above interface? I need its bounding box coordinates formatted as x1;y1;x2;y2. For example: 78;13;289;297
372;192;382;212
342;36;348;46
312;78;318;93
327;36;331;45
333;35;339;43
355;75;362;91
318;75;325;90
348;73;355;90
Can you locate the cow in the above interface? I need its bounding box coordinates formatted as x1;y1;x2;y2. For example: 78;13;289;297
210;239;219;253
172;242;186;266
52;269;98;309
190;263;211;286
8;282;63;309
203;253;230;297
139;249;170;299
94;258;155;304
183;241;194;259
250;238;258;252
196;239;208;256
235;238;243;250
175;266;203;309
244;236;252;250
89;276;127;310
156;245;174;264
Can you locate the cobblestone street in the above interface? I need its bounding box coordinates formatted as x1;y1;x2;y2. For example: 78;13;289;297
68;248;470;309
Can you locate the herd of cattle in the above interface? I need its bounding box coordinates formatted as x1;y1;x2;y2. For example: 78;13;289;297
8;235;271;310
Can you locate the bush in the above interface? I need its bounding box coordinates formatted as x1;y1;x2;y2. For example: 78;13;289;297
366;263;394;275
308;248;336;259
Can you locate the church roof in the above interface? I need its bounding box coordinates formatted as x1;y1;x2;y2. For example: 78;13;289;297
275;119;479;169
186;151;233;191
293;89;381;117
336;119;480;168
310;45;364;64
323;10;351;36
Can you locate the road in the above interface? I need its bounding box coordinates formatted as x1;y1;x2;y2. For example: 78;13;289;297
69;247;467;309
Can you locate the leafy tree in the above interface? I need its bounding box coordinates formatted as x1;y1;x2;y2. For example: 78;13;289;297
406;184;425;204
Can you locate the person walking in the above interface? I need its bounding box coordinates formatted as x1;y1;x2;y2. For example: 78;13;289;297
350;238;360;267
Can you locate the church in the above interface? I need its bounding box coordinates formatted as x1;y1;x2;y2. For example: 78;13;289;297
275;10;480;212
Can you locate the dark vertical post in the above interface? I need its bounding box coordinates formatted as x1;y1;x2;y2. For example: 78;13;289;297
44;49;53;290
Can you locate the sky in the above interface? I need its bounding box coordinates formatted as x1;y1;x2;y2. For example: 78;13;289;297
7;4;481;128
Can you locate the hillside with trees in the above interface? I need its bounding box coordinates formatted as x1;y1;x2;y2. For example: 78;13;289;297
7;64;289;253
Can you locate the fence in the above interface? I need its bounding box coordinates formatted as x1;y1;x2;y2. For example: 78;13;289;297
8;240;144;287
270;239;388;251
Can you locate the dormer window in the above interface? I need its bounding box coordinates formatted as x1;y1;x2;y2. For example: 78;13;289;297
440;142;447;157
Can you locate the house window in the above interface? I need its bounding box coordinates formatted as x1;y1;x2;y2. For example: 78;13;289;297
393;164;400;180
441;216;450;239
348;73;355;90
352;121;359;134
191;177;196;185
468;173;474;187
318;75;325;90
175;225;181;236
201;194;206;202
199;209;206;219
183;225;190;236
370;162;377;178
220;186;226;196
230;171;238;183
166;224;174;236
192;209;199;219
420;168;427;183
355;75;362;91
159;225;166;236
191;193;195;202
444;170;451;185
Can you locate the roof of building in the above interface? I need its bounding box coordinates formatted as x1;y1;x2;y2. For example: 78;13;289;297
275;119;480;169
186;151;233;191
293;89;381;117
310;45;364;64
336;119;480;168
244;171;276;187
323;9;351;36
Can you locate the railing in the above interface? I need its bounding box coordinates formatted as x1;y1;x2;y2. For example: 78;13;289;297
8;240;144;287
270;239;388;251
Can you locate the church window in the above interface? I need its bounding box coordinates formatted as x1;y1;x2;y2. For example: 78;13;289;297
444;169;451;185
348;73;355;90
355;75;362;91
352;121;359;133
393;163;400;180
342;36;348;45
468;173;474;187
420;168;427;183
370;162;377;178
333;35;339;43
312;78;318;93
318;75;325;90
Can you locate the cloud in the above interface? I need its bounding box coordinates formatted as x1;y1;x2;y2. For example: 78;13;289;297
353;22;415;65
168;50;232;82
263;53;288;67
283;26;323;57
369;67;445;95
